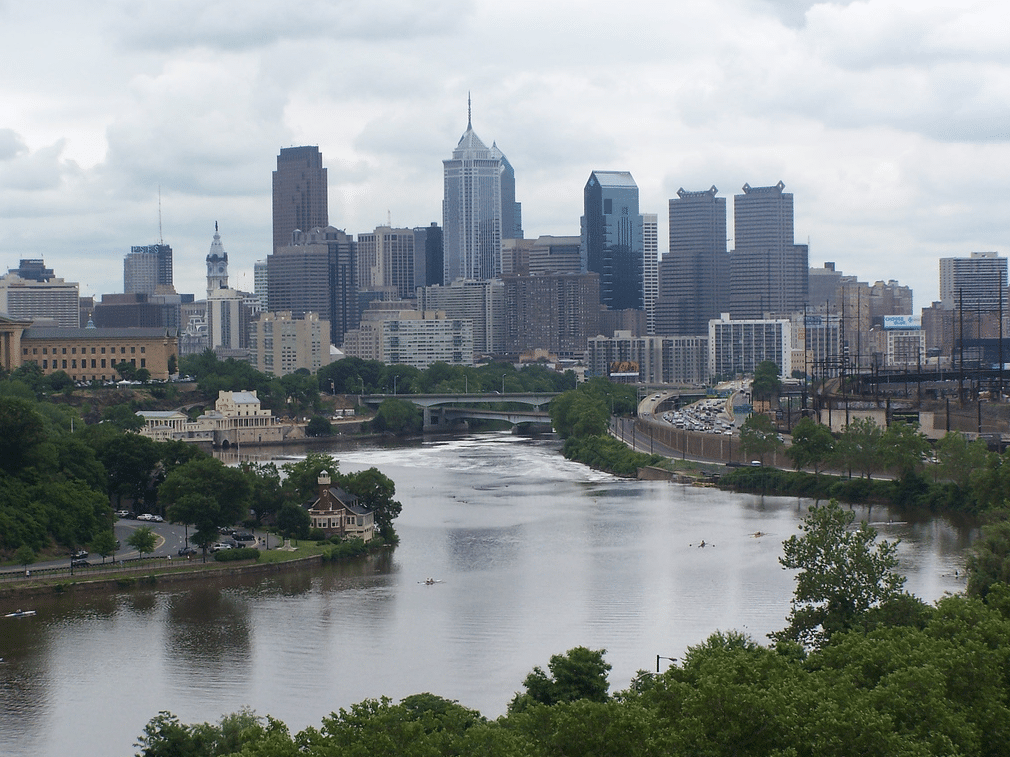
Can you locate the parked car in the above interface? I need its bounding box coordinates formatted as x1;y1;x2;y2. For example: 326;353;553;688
115;510;131;519
150;514;164;523
71;549;88;559
177;547;198;557
210;543;232;553
137;513;154;521
233;532;254;542
71;558;90;568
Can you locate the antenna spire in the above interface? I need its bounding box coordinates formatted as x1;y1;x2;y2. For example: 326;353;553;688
158;186;163;245
467;92;472;129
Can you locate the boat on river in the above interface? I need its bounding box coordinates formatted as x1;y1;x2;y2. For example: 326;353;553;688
4;609;36;618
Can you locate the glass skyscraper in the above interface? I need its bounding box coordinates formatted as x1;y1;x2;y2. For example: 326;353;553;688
272;146;328;253
581;170;644;312
442;112;521;283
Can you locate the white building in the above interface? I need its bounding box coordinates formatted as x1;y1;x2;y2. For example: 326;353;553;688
642;213;659;335
0;273;79;328
586;331;709;385
137;390;297;447
709;313;791;379
342;307;474;368
248;311;335;376
417;278;504;357
939;251;1007;312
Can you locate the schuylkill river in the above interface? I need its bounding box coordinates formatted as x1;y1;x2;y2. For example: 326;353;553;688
0;433;973;757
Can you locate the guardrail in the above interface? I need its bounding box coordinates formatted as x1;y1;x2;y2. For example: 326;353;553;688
0;555;181;583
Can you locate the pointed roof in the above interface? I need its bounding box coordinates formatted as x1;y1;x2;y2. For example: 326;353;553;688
207;221;227;262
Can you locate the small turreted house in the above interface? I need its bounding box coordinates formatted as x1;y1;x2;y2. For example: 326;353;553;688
307;471;374;542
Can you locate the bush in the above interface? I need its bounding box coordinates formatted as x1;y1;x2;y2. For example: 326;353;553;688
325;538;369;561
308;527;327;541
213;547;260;562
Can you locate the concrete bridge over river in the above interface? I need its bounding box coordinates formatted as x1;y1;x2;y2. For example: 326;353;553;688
360;393;557;431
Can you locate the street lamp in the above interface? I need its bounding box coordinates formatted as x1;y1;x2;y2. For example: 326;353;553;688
656;655;677;673
501;374;506;395
393;375;398;395
329;379;334;396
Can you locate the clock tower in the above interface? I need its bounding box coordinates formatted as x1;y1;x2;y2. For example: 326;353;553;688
206;222;229;299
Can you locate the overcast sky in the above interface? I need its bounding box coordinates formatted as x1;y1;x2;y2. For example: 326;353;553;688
2;0;1007;309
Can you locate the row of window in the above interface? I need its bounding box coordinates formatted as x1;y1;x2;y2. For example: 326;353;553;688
24;345;145;356
37;358;146;370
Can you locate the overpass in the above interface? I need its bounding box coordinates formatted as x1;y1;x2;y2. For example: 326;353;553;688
360;392;558;431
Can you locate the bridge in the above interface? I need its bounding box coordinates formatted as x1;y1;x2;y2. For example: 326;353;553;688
360;393;557;431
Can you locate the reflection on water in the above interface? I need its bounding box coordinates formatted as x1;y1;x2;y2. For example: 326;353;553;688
0;433;975;757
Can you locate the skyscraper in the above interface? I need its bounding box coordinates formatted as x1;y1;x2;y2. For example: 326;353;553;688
939;251;1007;312
655;186;729;335
356;226;415;300
581;170;643;312
729;182;808;318
272;146;328;252
642;213;658;335
442;105;521;283
125;244;173;295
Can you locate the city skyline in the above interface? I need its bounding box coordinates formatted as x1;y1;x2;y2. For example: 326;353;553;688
1;1;1008;308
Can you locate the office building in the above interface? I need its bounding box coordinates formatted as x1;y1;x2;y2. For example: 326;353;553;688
642;213;659;334
585;332;709;385
267;226;356;348
939;251;1007;312
417;278;504;357
357;226;415;300
442;108;521;282
272;146;328;252
207;288;253;353
709;313;791;379
125;244;173;295
729;182;807;319
206;222;229;299
0;268;79;328
656;187;729;336
249;311;334;376
413;222;443;288
502;271;600;359
92;292;182;330
581;170;644;312
254;260;268;309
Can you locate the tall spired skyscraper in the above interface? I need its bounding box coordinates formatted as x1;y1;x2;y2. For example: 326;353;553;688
442;101;522;283
272;146;328;252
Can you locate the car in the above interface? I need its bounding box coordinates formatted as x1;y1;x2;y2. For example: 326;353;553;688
115;510;131;519
71;549;88;559
233;532;254;542
71;558;90;568
210;543;232;553
177;547;198;557
150;514;164;523
137;513;154;521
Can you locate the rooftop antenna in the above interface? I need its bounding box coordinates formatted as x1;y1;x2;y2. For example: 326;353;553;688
467;91;472;129
158;186;164;245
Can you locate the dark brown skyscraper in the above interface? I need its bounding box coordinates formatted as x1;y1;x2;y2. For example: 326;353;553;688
272;146;328;252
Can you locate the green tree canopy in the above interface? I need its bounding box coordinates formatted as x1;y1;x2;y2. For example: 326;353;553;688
935;431;990;490
342;467;402;541
751;360;782;403
281;453;340;503
832;416;883;479
739;413;782;465
773;500;905;648
966;520;1010;599
127;526;157;559
786;417;835;474
161;457;252;543
879;421;930;480
509;647;611;713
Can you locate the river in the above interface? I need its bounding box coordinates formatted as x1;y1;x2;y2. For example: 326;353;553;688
0;433;973;757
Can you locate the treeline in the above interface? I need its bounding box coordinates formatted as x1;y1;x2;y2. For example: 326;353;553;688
732;415;1007;515
550;378;663;476
136;502;1010;757
0;360;401;558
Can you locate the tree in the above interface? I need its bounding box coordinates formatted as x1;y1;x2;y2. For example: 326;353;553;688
91;529;120;564
786;417;835;474
276;502;311;540
738;413;782;465
550;390;609;440
14;544;35;574
936;431;990;490
94;433;161;508
0;396;46;475
306;415;333;436
965;520;1010;599
127;526;157;559
509;647;611;712
281;453;340;503
114;361;138;381
832;417;883;479
101;403;146;432
370;399;422;435
161;458;252;552
773;500;905;648
879;421;930;480
342;467;402;541
242;462;285;526
751;361;781;404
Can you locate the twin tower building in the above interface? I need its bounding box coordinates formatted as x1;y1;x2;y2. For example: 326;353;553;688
266;110;808;364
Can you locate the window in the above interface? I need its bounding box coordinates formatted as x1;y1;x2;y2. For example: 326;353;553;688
140;346;145;354
131;347;135;354
42;347;47;354
604;198;613;214
72;347;76;354
101;347;105;354
140;358;146;368
121;347;126;353
43;359;48;368
72;359;77;368
62;360;67;369
101;359;106;368
63;347;67;354
91;359;96;368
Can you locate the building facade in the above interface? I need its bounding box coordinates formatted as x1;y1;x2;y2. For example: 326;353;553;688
585;331;709;385
417;278;504;357
642;213;659;335
413;222;443;289
939;251;1007;312
502;272;600;359
709;314;791;379
137;390;294;446
581;170;644;313
0;271;80;328
341;307;474;368
248;311;334;377
442;113;521;283
125;244;173;295
206;222;229;298
357;226;415;299
656;186;729;336
729;182;808;319
272;146;328;252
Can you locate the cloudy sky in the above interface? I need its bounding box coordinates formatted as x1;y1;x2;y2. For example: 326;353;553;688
1;0;1007;309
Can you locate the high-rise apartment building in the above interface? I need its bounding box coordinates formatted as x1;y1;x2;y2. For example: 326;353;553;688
0;269;79;328
125;244;173;295
254;260;268;309
272;146;328;252
206;223;228;299
642;213;659;335
357;226;415;300
656;187;729;336
581;171;644;312
417;278;504;357
939;251;1007;312
249;311;334;376
501;271;600;359
709;314;792;378
729;182;807;319
442;109;521;283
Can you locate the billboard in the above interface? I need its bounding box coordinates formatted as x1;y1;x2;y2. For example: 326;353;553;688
883;315;921;330
609;361;639;378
